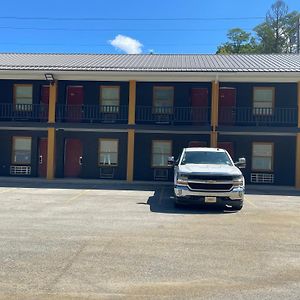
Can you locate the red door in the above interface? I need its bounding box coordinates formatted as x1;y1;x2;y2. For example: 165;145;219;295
38;138;48;177
217;142;234;159
219;88;236;125
66;86;84;122
191;88;208;124
40;85;49;121
64;139;83;177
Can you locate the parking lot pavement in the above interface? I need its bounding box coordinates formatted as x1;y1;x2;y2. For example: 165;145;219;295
0;183;299;299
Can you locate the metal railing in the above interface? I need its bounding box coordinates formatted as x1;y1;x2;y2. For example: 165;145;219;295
0;103;48;121
136;106;211;124
218;107;297;126
56;104;128;123
0;102;297;127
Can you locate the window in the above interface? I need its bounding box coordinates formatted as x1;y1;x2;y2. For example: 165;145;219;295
153;87;174;114
12;137;32;164
253;87;274;115
100;86;120;113
152;140;172;167
252;143;273;171
99;139;118;166
14;84;33;111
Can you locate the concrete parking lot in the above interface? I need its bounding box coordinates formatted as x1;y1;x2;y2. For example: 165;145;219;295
0;180;299;299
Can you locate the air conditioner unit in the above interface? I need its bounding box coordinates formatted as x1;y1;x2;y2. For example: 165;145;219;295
10;165;31;175
154;168;168;181
100;167;114;179
154;114;171;124
251;173;274;184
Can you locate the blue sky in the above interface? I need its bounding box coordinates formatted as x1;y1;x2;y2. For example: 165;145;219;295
0;0;299;54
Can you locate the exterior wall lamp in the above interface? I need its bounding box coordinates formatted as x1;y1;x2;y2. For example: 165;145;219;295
44;73;55;85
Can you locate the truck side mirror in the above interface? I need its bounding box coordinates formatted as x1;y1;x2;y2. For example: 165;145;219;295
168;156;175;167
235;157;246;169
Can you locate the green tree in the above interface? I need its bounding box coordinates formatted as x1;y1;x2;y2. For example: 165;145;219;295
216;0;300;54
216;28;259;54
254;0;299;53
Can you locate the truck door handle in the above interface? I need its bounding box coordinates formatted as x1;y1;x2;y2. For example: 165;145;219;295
39;155;43;164
79;156;83;165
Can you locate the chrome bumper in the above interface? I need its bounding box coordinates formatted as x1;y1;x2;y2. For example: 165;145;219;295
174;185;244;200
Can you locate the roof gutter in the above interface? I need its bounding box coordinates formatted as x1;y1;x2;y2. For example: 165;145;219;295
0;69;299;83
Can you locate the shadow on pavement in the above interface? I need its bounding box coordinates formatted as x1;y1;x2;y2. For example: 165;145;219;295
139;187;237;215
0;180;163;192
245;187;300;197
1;178;300;197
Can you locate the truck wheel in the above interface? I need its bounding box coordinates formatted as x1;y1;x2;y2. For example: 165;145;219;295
231;202;243;211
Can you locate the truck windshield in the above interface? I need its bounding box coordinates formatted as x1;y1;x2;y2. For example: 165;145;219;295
180;151;232;165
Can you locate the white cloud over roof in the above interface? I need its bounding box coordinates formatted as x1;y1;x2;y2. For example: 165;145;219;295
109;34;143;54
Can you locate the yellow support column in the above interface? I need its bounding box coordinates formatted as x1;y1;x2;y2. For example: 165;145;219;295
48;81;57;123
210;131;218;148
295;82;300;188
126;129;135;182
47;81;57;180
210;80;219;148
126;80;136;182
128;80;136;125
46;128;56;180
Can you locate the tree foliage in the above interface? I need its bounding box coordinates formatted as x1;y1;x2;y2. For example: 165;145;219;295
216;28;259;54
216;0;300;54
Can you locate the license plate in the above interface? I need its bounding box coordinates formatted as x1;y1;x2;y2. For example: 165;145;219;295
205;196;217;203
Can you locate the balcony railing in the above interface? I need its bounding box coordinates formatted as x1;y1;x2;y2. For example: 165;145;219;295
218;107;297;126
56;105;128;123
136;106;211;124
0;103;297;127
0;103;48;121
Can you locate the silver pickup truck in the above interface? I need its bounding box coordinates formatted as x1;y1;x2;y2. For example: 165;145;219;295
169;147;246;210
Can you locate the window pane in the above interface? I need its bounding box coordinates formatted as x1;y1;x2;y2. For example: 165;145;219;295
153;99;173;108
16;86;32;98
15;138;31;151
254;89;273;103
154;88;173;107
15;86;33;105
154;88;173;100
252;157;272;171
253;144;272;156
100;140;118;153
99;139;118;165
13;137;31;164
102;87;119;100
14;151;31;164
153;154;169;166
101;99;119;106
99;153;118;165
15;98;33;105
153;141;171;154
152;141;171;167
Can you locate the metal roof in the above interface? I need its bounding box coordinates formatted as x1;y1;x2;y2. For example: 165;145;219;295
0;53;300;72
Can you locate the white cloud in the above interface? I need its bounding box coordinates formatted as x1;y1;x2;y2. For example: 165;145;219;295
109;35;143;54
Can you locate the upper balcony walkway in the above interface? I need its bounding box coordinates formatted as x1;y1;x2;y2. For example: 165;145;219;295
0;103;297;127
